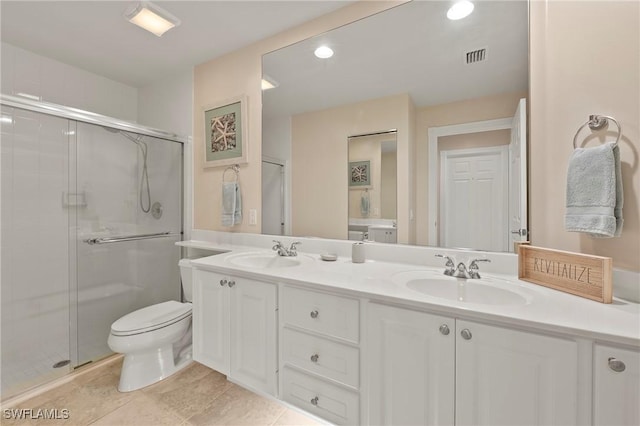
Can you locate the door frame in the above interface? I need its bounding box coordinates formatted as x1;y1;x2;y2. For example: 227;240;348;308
427;117;512;246
439;145;509;250
262;155;289;236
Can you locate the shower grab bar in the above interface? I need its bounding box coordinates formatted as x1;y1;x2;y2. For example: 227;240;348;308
84;231;179;245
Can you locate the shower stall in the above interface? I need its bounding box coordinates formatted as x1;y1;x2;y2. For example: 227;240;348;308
0;95;184;399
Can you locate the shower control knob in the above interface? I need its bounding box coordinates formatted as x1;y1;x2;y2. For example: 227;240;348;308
219;279;227;287
228;280;236;288
310;310;319;319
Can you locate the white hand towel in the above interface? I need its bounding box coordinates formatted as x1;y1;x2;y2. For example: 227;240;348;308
565;142;623;237
222;182;242;227
360;191;370;217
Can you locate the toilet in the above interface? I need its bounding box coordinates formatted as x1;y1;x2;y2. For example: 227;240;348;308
107;258;195;392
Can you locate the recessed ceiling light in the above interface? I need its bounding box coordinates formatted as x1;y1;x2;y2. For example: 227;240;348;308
314;46;334;59
447;0;474;20
124;2;181;37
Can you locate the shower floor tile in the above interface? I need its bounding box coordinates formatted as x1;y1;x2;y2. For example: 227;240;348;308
2;358;324;426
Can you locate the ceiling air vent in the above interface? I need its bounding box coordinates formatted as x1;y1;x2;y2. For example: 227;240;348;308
465;48;487;64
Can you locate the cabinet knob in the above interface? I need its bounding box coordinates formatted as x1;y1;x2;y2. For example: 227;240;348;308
439;324;450;335
608;357;626;373
310;396;319;406
310;354;319;363
228;280;236;288
460;329;472;340
219;279;227;287
310;310;319;319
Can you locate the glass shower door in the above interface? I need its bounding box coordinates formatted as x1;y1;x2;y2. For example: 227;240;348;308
1;106;73;397
74;123;182;366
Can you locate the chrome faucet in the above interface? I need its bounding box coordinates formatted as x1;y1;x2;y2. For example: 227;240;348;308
272;240;301;257
436;255;491;279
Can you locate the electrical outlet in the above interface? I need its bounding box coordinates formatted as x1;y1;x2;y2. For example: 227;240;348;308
249;209;257;225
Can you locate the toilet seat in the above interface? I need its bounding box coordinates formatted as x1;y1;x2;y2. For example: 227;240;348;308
111;301;192;336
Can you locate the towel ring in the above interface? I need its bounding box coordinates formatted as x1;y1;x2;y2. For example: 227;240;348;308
572;115;621;149
223;164;239;182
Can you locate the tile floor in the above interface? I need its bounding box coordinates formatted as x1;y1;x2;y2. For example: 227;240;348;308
2;358;321;426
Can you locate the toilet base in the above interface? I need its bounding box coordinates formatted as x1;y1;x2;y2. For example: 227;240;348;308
117;344;193;392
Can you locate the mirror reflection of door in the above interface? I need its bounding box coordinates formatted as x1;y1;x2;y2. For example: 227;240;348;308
262;158;285;236
348;131;397;243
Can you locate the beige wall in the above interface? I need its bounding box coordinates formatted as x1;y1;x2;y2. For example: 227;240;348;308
193;1;403;233
415;91;527;245
381;151;398;219
291;93;413;241
530;0;639;272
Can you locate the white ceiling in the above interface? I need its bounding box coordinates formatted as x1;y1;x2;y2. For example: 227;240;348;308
0;1;353;88
263;0;528;118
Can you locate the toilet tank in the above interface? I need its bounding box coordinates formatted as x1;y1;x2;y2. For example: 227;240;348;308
179;250;226;302
178;258;194;302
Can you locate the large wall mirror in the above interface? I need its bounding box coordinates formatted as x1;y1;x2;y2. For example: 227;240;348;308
262;0;529;252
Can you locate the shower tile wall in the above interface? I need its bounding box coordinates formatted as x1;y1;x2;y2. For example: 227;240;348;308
0;42;138;122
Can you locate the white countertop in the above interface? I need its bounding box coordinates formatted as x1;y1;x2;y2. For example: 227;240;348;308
179;240;640;347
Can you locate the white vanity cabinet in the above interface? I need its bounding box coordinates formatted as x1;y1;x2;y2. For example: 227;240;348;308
455;320;578;426
593;343;640;426
366;303;455;426
366;304;580;426
279;285;361;425
192;269;277;396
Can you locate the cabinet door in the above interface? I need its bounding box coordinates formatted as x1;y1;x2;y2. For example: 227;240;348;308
456;320;578;426
192;270;229;374
594;344;640;426
367;303;455;426
230;277;278;395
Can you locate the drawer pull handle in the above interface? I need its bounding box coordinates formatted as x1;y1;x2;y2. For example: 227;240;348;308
460;329;472;340
310;354;319;363
219;279;227;287
608;357;626;372
439;324;450;335
228;280;236;288
310;396;319;406
310;310;319;319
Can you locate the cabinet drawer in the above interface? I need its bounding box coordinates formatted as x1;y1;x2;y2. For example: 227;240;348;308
282;328;359;388
281;367;359;426
282;286;359;343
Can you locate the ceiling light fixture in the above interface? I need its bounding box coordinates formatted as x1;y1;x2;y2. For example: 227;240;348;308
314;46;334;59
447;0;474;20
124;2;181;37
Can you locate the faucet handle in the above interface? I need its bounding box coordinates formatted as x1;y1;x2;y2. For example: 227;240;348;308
468;258;491;269
436;254;456;276
435;254;455;267
288;241;301;256
468;258;491;278
272;240;283;250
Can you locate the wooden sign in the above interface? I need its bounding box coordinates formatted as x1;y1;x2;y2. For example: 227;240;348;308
518;245;613;303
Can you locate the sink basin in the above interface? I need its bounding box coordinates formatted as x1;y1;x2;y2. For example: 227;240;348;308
225;252;309;269
393;270;531;306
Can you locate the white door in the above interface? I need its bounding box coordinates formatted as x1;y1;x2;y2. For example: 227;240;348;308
508;98;528;250
456;320;579;426
367;303;455;426
440;146;508;251
594;344;640;426
230;277;278;395
192;270;229;374
262;160;284;236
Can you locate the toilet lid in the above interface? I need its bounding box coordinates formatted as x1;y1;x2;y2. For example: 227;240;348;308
111;301;192;336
